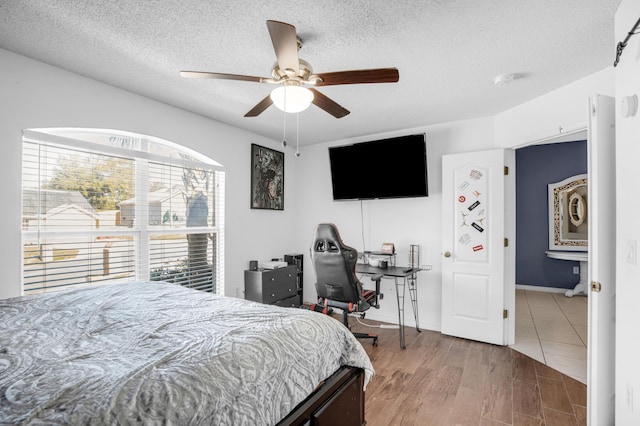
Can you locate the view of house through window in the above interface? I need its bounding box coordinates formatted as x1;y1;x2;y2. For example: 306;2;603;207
21;128;225;295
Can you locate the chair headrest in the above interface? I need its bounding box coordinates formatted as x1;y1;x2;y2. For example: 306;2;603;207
313;223;343;253
312;223;359;264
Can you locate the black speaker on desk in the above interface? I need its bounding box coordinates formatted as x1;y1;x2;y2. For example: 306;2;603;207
249;260;258;271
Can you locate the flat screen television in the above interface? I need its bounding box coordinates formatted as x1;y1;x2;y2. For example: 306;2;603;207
328;133;428;200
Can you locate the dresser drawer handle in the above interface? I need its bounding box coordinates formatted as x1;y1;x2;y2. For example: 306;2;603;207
271;293;275;297
271;278;275;281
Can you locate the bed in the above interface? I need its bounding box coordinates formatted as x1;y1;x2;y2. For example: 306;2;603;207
0;281;374;425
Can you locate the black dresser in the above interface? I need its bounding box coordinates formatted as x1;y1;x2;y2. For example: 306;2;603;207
244;265;300;307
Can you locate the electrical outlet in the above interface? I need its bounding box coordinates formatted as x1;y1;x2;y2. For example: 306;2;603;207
573;266;580;275
421;264;433;271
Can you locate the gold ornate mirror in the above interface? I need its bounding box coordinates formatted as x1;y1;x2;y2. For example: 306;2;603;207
548;174;588;251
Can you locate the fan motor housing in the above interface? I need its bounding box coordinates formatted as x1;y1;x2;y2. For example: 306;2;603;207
272;59;313;82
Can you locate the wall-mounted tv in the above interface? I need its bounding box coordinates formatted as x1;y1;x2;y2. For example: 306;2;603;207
328;133;428;201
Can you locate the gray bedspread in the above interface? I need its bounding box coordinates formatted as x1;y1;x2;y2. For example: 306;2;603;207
0;281;374;425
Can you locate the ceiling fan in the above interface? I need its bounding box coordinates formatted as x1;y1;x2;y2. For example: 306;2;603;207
180;20;399;119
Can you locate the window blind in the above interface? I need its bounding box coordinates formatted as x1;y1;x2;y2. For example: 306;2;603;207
22;129;224;295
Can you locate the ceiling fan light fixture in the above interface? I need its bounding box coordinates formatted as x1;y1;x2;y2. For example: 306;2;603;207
270;86;314;113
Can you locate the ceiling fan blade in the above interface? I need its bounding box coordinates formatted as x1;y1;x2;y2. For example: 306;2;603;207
309;89;350;118
311;68;399;86
266;20;299;74
244;95;273;117
180;71;269;83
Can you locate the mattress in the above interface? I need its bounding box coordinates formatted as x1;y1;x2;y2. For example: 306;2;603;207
0;281;374;425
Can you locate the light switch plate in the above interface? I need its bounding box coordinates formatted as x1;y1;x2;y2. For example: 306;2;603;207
626;239;637;265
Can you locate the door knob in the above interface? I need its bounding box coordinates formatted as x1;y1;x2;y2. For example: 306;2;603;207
444;251;451;258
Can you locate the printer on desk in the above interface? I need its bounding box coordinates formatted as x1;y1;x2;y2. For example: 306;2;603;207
259;260;289;270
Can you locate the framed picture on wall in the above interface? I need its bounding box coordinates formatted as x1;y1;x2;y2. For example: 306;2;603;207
250;143;284;210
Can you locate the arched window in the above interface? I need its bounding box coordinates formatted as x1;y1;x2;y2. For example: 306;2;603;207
21;128;225;295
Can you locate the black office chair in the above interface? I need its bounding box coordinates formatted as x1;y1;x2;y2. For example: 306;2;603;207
310;223;382;345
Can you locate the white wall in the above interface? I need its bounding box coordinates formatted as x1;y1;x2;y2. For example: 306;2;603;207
0;48;294;300
614;0;640;423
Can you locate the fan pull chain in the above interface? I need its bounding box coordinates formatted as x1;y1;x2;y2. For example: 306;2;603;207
282;87;287;147
295;112;300;157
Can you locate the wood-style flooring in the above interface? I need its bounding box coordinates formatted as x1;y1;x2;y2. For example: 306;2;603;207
349;319;587;426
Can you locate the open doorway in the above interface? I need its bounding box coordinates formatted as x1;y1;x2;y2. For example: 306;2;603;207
505;95;615;423
510;130;588;384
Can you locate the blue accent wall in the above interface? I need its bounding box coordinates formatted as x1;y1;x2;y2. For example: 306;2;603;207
516;141;587;289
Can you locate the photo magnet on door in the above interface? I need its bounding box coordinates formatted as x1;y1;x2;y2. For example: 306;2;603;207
471;222;484;233
468;200;480;211
458;234;471;245
469;169;483;180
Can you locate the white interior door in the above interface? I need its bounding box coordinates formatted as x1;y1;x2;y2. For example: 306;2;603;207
441;149;513;345
587;94;616;425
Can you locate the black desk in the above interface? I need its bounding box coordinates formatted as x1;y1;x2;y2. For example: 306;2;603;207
355;264;421;349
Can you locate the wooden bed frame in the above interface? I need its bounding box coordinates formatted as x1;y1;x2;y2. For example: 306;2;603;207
277;366;366;426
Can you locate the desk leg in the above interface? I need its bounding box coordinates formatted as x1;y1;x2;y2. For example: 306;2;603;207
408;273;421;332
394;277;406;349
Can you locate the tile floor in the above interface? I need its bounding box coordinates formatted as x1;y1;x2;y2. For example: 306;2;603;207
511;289;588;384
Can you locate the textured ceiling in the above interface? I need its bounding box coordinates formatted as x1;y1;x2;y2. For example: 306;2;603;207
0;0;621;146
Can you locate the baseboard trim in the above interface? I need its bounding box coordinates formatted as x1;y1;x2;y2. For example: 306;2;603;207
516;284;570;294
